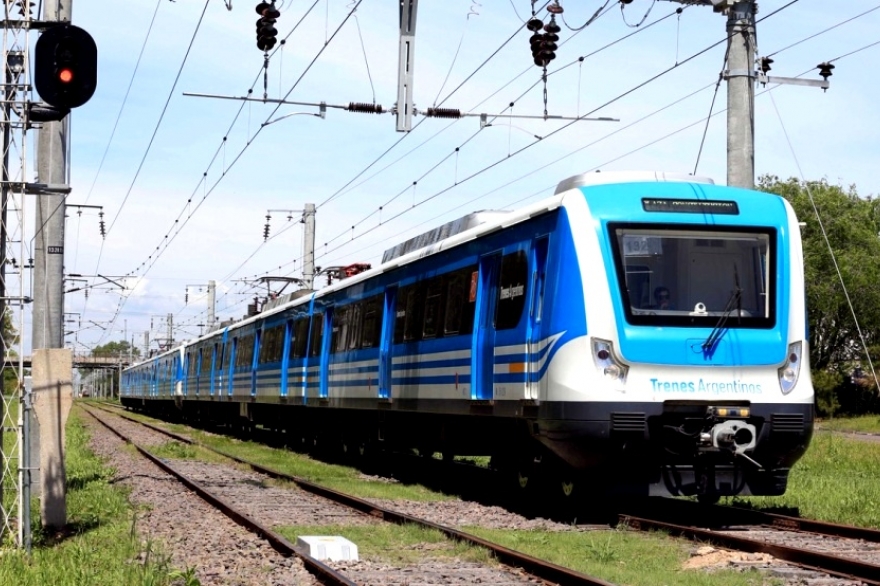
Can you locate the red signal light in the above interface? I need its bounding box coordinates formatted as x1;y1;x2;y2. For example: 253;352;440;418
58;68;73;83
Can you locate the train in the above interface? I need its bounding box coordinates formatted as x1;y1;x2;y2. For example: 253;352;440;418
121;170;814;502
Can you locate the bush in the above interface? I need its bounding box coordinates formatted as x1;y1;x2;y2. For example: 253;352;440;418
812;370;841;418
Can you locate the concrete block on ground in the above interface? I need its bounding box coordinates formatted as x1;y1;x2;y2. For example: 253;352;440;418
295;536;359;561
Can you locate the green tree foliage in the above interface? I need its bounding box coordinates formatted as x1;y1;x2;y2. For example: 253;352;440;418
91;340;140;361
760;176;880;410
1;311;18;394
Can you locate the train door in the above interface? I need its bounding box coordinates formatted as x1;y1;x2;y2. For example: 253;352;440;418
526;237;549;401
210;343;219;396
228;338;237;396
319;310;331;399
251;330;260;397
472;253;500;400
379;287;397;400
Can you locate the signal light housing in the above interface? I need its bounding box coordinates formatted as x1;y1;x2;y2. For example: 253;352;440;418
34;24;97;110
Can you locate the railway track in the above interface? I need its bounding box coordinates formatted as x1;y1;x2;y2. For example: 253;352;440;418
618;503;880;585
94;400;880;585
81;403;618;586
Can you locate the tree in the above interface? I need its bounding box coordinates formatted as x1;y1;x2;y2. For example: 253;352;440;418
91;340;140;361
759;176;880;404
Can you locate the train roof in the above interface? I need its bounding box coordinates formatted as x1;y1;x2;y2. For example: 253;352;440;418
382;210;513;263
128;171;724;368
554;170;714;194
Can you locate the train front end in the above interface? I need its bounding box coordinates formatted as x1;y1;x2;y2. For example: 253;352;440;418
542;172;813;499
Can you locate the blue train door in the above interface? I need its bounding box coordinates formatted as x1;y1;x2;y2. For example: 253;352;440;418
379;287;396;399
319;310;331;399
527;237;549;401
251;330;260;398
472;253;500;400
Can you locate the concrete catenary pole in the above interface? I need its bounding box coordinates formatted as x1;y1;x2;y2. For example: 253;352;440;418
302;204;315;289
725;1;756;189
207;280;216;327
30;0;75;534
32;0;69;350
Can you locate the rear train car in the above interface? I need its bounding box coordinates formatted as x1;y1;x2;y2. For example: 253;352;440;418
122;171;813;502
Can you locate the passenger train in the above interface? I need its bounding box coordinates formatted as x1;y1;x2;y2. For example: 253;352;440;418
121;171;814;501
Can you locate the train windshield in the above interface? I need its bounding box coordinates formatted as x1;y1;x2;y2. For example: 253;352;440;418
609;223;776;328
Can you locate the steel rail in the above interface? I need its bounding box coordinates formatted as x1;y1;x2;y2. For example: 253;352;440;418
619;514;880;586
87;402;616;586
635;494;880;543
80;406;358;586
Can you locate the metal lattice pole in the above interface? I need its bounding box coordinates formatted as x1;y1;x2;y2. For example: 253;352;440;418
1;0;32;550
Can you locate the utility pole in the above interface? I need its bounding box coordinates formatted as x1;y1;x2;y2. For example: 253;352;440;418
32;0;70;351
677;1;829;188
303;204;315;289
724;1;756;189
207;280;216;327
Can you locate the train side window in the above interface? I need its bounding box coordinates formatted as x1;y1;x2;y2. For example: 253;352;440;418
349;303;363;350
309;313;325;357
236;334;254;368
404;284;425;341
443;266;476;336
495;251;528;330
422;276;444;339
332;306;349;353
393;288;408;343
361;295;381;348
292;318;309;359
222;343;231;369
259;325;284;364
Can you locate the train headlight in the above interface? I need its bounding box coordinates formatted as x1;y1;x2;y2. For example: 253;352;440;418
777;341;803;395
592;338;628;384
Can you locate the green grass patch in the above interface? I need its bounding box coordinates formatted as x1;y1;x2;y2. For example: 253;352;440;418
816;415;880;434
0;409;177;586
466;527;772;586
276;523;492;565
725;431;880;527
111;409;452;502
150;441;198;460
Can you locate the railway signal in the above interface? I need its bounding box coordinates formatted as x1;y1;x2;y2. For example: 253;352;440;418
34;24;97;110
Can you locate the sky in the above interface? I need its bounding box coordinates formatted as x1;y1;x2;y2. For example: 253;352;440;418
14;0;880;356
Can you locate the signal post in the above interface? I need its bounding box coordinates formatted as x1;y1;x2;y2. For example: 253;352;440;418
29;1;97;535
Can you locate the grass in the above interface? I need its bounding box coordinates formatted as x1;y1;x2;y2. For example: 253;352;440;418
726;430;880;527
466;527;774;586
0;409;178;586
276;522;493;565
102;405;880;582
109;408;453;502
816;414;880;434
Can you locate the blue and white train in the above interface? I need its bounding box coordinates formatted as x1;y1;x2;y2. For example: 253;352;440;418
121;171;814;501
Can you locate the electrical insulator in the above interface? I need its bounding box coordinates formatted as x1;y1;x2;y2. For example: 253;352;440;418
99;211;106;238
526;17;543;32
256;1;280;52
759;56;773;74
263;214;271;241
537;19;560;67
185;289;189;304
347;102;385;114
817;62;834;81
530;33;544;65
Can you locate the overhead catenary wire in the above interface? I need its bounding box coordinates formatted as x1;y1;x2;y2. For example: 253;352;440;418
104;0;211;237
84;1;872;346
95;0;365;346
766;90;880;394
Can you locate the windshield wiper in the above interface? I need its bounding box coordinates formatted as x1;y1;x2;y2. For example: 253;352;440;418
702;265;743;351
